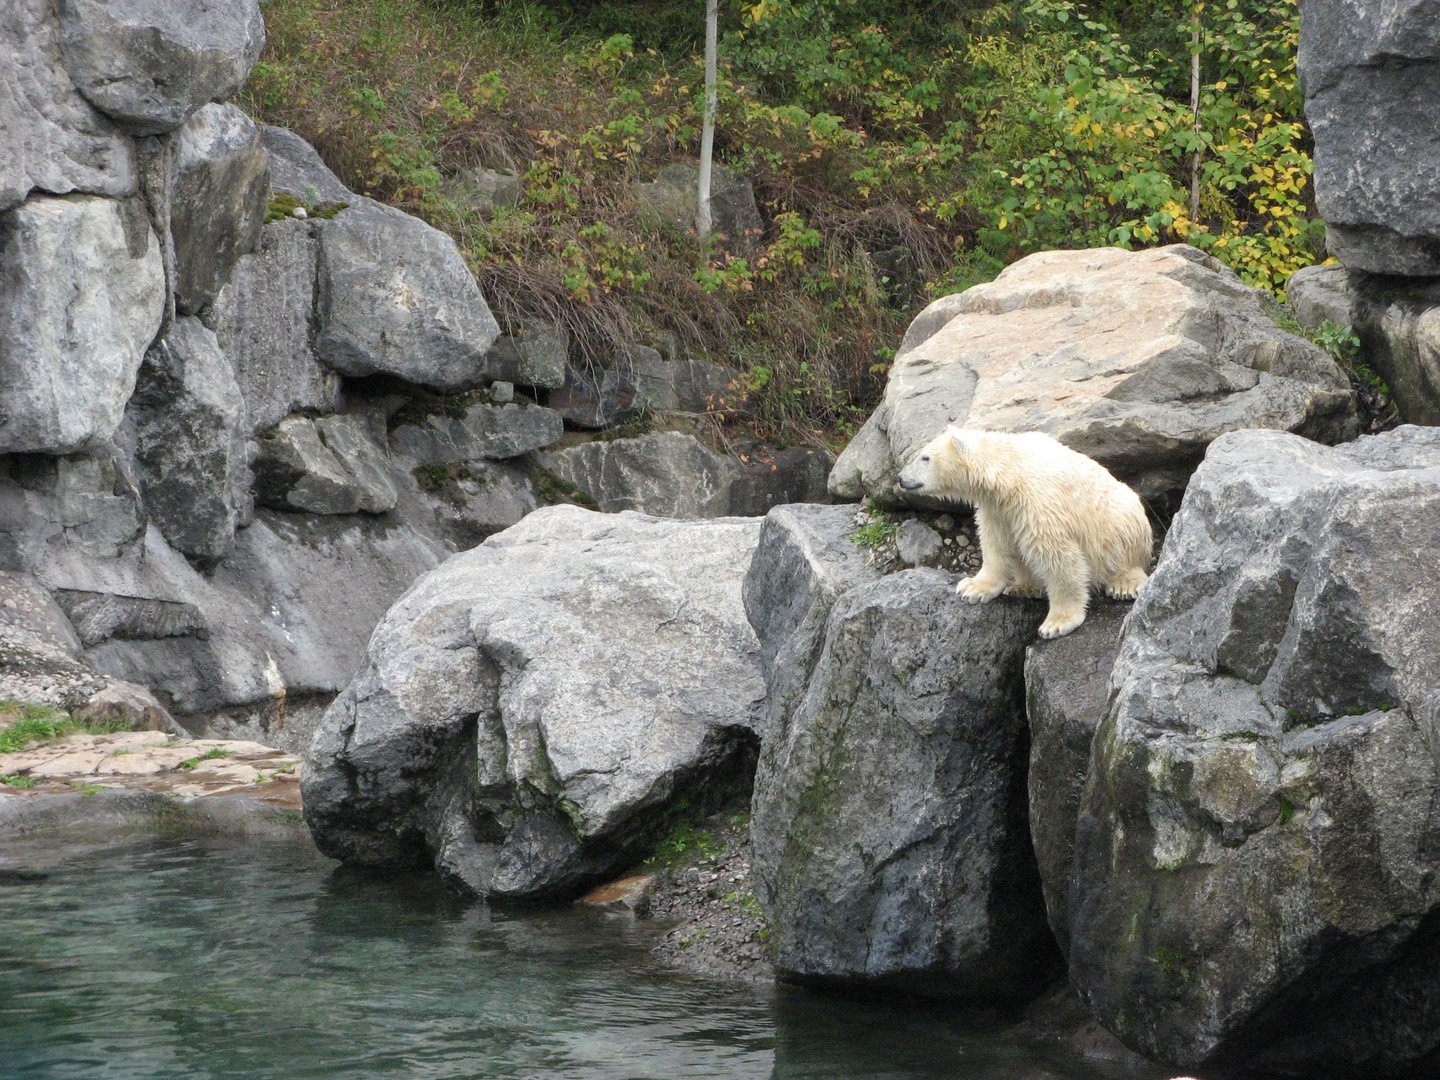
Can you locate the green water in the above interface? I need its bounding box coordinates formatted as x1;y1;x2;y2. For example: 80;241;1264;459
0;836;1155;1080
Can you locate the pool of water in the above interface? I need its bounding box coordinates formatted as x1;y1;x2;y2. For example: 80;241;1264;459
0;835;1160;1080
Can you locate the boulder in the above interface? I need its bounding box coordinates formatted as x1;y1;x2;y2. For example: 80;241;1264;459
1299;0;1440;275
0;0;137;212
894;518;943;567
171;102;269;314
740;503;880;742
55;0;266;136
303;506;765;901
547;363;638;429
483;323;569;390
830;245;1358;506
207;216;343;435
634;163;764;253
316;196;501;391
1286;263;1356;331
748;562;1058;1002
1023;602;1130;957
727;447;835;517
253;415;397;516
1067;426;1440;1077
536;432;742;518
404;460;542;550
261;124;353;205
1352;275;1440;427
0;571;83;658
0;451;146;568
0;194;164;455
127;316;249;561
390;404;562;465
442;165;521;218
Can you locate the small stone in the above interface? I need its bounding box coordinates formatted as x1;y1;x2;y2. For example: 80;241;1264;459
934;514;955;532
489;380;515;404
895;518;944;568
292;205;307;219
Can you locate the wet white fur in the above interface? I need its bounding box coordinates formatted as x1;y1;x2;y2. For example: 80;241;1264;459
896;427;1152;638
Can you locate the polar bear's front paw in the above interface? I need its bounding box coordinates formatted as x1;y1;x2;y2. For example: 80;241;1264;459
1105;569;1148;600
1038;609;1085;638
957;576;1004;603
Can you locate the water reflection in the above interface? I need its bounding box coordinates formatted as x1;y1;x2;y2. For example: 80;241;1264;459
0;835;1156;1080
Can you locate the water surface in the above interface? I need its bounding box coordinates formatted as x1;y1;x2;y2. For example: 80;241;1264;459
0;835;1159;1080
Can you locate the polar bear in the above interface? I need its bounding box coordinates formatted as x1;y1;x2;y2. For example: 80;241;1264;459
896;427;1152;638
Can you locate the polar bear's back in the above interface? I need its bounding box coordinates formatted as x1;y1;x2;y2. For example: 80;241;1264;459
971;430;1152;578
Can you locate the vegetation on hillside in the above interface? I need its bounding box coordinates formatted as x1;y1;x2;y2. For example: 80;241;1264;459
243;0;1321;446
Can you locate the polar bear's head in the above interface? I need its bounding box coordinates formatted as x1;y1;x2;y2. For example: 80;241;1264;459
896;425;980;497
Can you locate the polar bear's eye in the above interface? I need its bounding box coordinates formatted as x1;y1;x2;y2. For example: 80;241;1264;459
920;455;930;462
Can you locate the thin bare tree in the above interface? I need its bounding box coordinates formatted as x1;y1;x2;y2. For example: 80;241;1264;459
696;0;718;237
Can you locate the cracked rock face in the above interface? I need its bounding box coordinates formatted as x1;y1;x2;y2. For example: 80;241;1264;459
302;506;766;901
56;0;266;136
829;245;1358;507
1;0;138;213
0;194;164;455
1299;0;1440;275
1066;426;1440;1078
745;504;1059;1003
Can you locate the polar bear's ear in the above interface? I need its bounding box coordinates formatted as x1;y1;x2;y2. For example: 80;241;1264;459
947;426;976;455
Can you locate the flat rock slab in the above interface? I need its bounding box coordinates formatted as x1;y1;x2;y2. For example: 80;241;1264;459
303;505;766;902
830;244;1357;506
0;731;302;809
1068;425;1440;1078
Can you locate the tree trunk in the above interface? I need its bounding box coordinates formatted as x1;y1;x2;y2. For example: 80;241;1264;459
696;0;718;238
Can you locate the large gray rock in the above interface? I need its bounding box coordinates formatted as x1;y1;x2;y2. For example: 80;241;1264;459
56;0;266;136
390;404;562;465
538;434;833;520
1300;0;1440;275
1067;426;1440;1077
1023;603;1130;957
303;506;765;901
0;0;137;212
831;245;1358;506
261;125;353;205
482;323;568;390
253;415;397;516
1353;275;1440;427
316;197;500;391
727;447;835;517
208;216;343;435
0;451;445;727
1286;263;1356;331
171;102;269;314
536;432;742;518
741;504;880;743
0;451;146;569
634;162;764;252
0;195;164;454
127;316;248;561
547;363;638;429
748;563;1057;1002
401;459;542;550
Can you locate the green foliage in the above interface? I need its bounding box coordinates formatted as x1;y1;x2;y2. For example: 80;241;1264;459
993;0;1317;294
1277;795;1296;824
265;191;349;224
1312;319;1360;364
176;748;230;771
0;774;36;788
645;803;724;867
850;504;898;548
0;703;133;753
534;468;599;509
246;0;1328;446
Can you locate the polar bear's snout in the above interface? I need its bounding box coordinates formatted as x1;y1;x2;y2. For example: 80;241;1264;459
898;475;924;491
896;453;934;491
